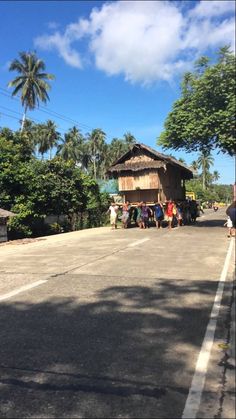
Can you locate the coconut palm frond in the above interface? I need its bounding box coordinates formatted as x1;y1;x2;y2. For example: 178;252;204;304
8;51;55;131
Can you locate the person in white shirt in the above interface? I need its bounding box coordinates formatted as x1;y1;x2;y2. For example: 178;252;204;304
107;202;119;229
224;216;233;238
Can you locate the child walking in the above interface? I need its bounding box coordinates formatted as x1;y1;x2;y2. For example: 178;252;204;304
107;202;119;230
224;216;233;238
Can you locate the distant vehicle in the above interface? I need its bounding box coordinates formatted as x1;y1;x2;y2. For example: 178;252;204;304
213;202;219;212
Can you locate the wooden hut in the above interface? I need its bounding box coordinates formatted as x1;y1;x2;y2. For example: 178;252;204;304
107;143;193;204
0;208;16;242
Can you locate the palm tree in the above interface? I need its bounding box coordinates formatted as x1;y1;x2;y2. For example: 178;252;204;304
212;170;220;183
88;129;106;180
191;160;198;171
56;126;83;163
8;51;55;131
197;151;214;190
123;132;136;148
108;138;126;163
36;120;60;159
19;119;37;155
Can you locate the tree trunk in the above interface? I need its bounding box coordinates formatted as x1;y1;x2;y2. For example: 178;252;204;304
20;105;27;132
202;170;206;190
93;143;96;180
202;159;206;190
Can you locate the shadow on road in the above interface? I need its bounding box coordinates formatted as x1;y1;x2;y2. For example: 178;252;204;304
0;278;219;418
194;217;225;228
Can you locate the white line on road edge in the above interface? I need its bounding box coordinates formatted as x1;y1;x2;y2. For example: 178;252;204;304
0;279;48;302
128;238;150;247
182;238;234;419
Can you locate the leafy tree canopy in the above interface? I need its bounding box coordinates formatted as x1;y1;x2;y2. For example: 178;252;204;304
158;46;235;155
8;51;55;131
0;128;110;239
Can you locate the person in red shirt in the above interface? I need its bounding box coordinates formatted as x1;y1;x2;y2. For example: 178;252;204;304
166;199;174;230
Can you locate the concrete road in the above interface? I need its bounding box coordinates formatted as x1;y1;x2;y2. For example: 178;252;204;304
0;208;234;418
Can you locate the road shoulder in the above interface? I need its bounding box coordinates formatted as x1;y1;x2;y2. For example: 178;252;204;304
197;247;235;419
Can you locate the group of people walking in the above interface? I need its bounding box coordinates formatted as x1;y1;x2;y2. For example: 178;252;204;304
107;199;200;230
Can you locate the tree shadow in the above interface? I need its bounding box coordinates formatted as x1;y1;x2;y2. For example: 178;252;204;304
194;219;225;228
0;278;219;418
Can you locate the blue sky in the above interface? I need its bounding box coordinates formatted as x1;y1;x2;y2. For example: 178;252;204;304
0;0;235;184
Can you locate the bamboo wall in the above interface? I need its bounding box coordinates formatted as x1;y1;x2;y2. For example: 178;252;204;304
118;170;159;191
158;166;184;200
118;166;185;202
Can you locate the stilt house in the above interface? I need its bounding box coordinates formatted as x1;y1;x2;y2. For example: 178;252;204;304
107;143;193;203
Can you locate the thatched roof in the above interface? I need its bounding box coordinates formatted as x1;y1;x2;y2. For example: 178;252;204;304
108;160;165;173
107;143;193;179
0;208;16;218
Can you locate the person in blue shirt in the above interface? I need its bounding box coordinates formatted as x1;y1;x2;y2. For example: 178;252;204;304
153;202;164;229
141;202;152;229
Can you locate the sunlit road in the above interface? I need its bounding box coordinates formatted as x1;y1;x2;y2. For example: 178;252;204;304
0;208;234;418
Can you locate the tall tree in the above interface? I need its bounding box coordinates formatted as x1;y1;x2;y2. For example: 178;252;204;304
123;132;136;148
158;46;235;156
8;51;55;131
88;129;106;180
212;170;220;183
197;151;214;190
15;119;37;157
36;120;60;159
56;126;83;163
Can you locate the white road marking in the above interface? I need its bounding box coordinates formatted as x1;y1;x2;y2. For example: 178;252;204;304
128;238;150;247
0;279;48;302
182;238;234;419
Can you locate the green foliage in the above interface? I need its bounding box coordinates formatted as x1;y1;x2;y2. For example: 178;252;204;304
35;120;61;159
186;178;233;203
8;51;55;131
0;128;111;239
56;126;84;163
8;51;55;109
196;151;214;190
48;223;64;234
158;46;236;155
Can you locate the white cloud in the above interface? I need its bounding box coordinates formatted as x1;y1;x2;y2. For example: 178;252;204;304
35;31;83;68
34;0;235;84
188;0;235;19
183;16;235;51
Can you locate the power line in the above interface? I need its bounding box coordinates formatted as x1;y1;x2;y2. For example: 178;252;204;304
0;93;91;135
0;105;42;124
0;88;118;142
0;103;114;140
0;86;130;143
0;87;93;131
0;105;22;116
0;111;20;122
0;108;71;135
